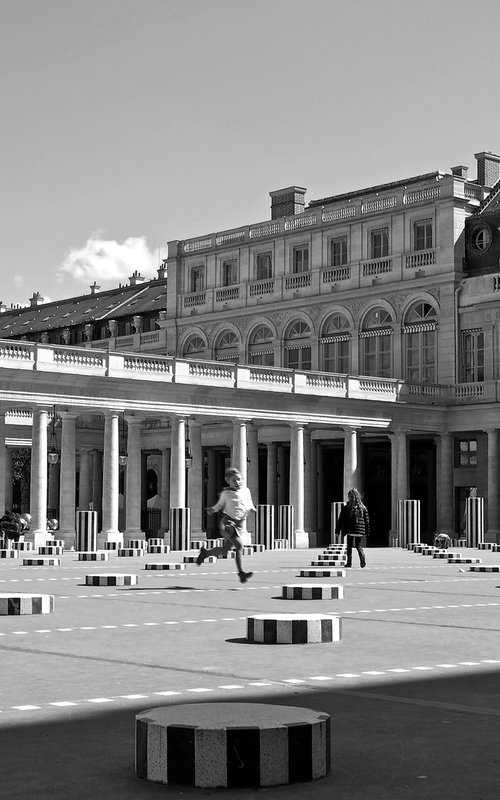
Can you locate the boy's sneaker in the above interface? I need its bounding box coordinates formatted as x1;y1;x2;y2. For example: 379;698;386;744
196;547;207;566
238;571;253;583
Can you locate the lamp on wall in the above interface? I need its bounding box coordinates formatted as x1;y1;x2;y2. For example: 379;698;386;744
185;421;193;470
119;412;128;466
48;406;59;465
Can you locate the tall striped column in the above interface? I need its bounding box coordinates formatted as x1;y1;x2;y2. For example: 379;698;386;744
170;417;186;509
79;449;92;511
465;497;484;548
170;507;190;551
279;505;294;544
397;499;420;548
76;511;98;551
256;505;275;549
330;502;344;544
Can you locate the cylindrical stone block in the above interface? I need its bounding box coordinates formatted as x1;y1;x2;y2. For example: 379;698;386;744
147;545;169;554
184;555;217;564
300;569;346;578
85;574;138;586
38;546;64;556
145;562;185;571
148;538;165;547
0;593;54;614
256;505;275;550
282;584;343;600
76;511;98;552
468;565;500;572
46;540;64;548
273;539;289;549
118;548;144;557
250;544;266;553
129;539;147;549
278;505;294;544
12;542;34;551
170;507;190;551
190;540;205;549
492;543;500;552
448;557;482;564
465;497;484;548
397;499;420;548
78;551;109;561
23;558;61;567
247;613;341;644
330;502;344;544
105;541;122;550
0;550;19;558
135;702;331;788
477;542;493;550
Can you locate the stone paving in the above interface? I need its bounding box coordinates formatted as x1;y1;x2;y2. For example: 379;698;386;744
0;544;499;799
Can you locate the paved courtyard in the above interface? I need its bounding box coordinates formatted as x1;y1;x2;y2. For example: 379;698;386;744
0;544;498;799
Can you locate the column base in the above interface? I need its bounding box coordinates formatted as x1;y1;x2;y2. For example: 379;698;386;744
98;531;123;549
123;529;145;546
292;529;309;549
25;531;53;549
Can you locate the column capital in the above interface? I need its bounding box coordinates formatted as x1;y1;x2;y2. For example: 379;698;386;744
58;410;79;421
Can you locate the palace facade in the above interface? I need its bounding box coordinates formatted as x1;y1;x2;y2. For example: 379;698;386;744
2;150;500;547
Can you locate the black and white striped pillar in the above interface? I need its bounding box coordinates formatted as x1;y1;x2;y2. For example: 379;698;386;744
397;500;420;548
278;505;294;545
75;511;98;552
330;502;344;544
256;505;275;549
465;497;484;548
169;507;190;551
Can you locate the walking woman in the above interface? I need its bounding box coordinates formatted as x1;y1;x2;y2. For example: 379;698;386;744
335;488;370;568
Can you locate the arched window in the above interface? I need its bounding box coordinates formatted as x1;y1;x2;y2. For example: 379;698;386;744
183;335;207;359
284;320;312;370
360;307;393;377
320;313;350;373
248;325;274;366
404;302;437;383
214;329;239;363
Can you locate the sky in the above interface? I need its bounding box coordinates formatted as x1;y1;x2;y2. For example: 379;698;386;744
2;0;500;308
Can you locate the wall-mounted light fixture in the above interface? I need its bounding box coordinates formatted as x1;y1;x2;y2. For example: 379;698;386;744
48;406;59;465
185;421;193;470
119;412;128;466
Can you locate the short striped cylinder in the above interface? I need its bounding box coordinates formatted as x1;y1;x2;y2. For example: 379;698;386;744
0;550;19;558
78;551;109;561
148;538;165;547
492;543;500;552
0;593;54;615
105;541;122;550
310;560;344;567
118;548;144;557
76;511;97;552
12;542;34;551
273;539;290;549
278;505;294;544
247;613;341;644
477;542;493;550
129;539;147;549
432;550;451;558
216;550;236;559
468;565;500;572
256;505;275;550
135;702;331;788
282;584;343;600
317;552;345;561
250;544;266;553
184;555;217;564
85;574;138;586
465;497;484;548
397;500;420;548
38;546;64;556
242;546;254;556
46;540;64;548
170;508;190;551
448;557;482;564
23;558;60;567
145;562;185;571
205;539;221;548
300;569;346;578
147;545;169;554
330;502;344;543
190;540;206;549
421;549;437;556
454;538;467;547
411;544;425;553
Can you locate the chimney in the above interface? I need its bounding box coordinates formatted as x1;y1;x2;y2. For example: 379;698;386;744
269;186;307;220
475;151;500;187
129;269;146;286
157;259;167;280
29;291;44;307
89;281;101;295
451;165;468;180
0;301;7;313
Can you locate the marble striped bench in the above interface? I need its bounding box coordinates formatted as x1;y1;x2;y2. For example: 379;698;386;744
147;545;169;554
0;593;54;615
78;551;109;561
247;613;341;644
136;702;330;788
144;563;186;571
184;555;217;564
282;584;343;600
432;551;461;559
105;542;123;550
118;548;144;557
299;569;346;578
85;574;138;586
468;565;500;572
0;550;19;558
448;557;481;564
129;539;147;549
38;546;64;556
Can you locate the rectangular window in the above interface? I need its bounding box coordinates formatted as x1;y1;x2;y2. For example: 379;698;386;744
322;340;349;373
285;346;311;370
330;236;348;267
221;259;238;287
455;439;478;467
414;220;433;250
256;252;273;280
190;265;204;293
370;228;389;259
292;245;309;273
462;330;484;382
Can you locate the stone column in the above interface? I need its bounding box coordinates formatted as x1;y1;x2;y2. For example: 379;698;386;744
0;411;5;515
266;443;278;506
389;429;408;540
59;412;78;547
206;449;217;535
486;428;500;542
343;427;359;498
437;432;454;537
289;422;308;548
4;447;13;513
48;462;60;516
277;445;287;506
124;416;144;540
170;416;186;508
189;422;203;536
303;428;315;544
91;450;103;516
159;447;170;535
247;424;259;535
310;437;319;535
29;407;49;544
79;448;92;510
101;410;121;542
232;419;248;481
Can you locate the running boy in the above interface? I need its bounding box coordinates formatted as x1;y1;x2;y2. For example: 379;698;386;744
197;467;255;583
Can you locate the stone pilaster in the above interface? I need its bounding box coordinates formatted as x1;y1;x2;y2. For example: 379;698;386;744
289;422;308;548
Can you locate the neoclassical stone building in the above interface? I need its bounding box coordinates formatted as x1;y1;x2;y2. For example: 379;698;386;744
2;149;500;547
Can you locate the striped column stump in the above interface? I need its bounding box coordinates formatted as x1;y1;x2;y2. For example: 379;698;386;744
317;553;345;561
465;497;485;548
242;546;254;556
118;548;144;557
491;543;500;552
105;541;123;551
477;542;493;550
397;499;421;548
148;538;165;547
23;558;61;567
411;544;425;553
145;563;186;571
454;539;467;547
12;542;34;551
85;574;138;586
205;539;221;548
421;548;437;556
38;546;64;556
170;507;190;551
78;551;109;561
282;584;343;600
0;593;54;615
184;555;217;564
300;569;346;578
129;539;147;550
278;505;294;545
190;540;206;549
0;550;19;558
448;557;482;564
147;545;169;554
250;544;266;553
136;702;331;788
247;613;341;644
76;510;98;552
46;539;64;548
432;550;452;559
310;560;344;567
256;505;275;550
273;539;290;549
330;502;344;544
469;565;500;572
217;551;237;559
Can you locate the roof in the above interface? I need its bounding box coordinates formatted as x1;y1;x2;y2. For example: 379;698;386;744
307;171;444;209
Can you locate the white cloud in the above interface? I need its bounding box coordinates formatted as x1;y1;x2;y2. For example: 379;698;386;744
57;234;157;285
13;275;25;287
